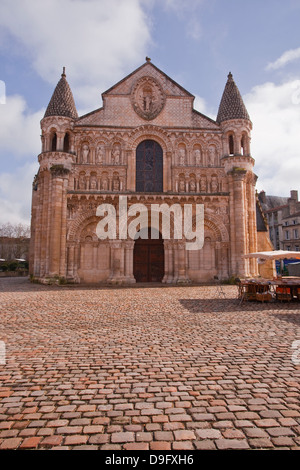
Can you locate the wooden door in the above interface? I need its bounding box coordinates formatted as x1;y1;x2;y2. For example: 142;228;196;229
133;238;164;282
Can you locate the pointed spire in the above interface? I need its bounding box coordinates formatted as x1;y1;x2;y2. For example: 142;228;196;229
216;72;250;124
44;67;78;120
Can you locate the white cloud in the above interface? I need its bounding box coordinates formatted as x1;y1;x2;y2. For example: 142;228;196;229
0;0;151;110
266;47;300;70
0;81;5;104
244;79;300;196
194;94;216;120
0;162;38;225
0;94;42;159
0;0;152;224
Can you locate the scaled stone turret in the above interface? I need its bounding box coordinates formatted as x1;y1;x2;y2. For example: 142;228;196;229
44;68;78;120
217;72;257;277
40;68;77;156
217;72;250;124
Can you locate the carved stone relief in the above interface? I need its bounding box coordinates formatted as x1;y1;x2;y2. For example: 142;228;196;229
131;76;166;120
81;144;89;164
96;144;105;164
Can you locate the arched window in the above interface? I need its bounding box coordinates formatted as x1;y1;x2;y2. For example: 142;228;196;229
241;134;247;155
228;134;234;155
136;140;163;192
51;133;57;152
63;133;70;152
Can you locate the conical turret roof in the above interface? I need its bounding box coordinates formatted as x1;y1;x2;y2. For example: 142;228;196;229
44;68;78;119
216;72;250;123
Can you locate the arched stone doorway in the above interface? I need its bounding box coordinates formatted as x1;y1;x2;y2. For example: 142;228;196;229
133;228;164;282
136;140;163;192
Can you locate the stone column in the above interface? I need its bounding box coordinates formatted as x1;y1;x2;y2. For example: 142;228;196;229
127;150;135;191
124;240;136;284
164;151;172;192
48;166;70;277
162;240;173;283
177;242;190;284
162;240;169;283
93;242;98;270
32;172;44;277
59;176;69;278
56;132;65;152
247;174;259;277
230;170;247;277
173;241;179;283
67;243;75;278
108;240;123;284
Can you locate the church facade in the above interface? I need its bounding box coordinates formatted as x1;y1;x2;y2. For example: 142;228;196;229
29;59;259;284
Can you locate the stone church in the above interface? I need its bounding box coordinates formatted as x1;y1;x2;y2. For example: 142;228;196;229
29;58;259;284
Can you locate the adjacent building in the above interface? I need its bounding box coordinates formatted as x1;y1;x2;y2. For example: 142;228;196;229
259;190;300;252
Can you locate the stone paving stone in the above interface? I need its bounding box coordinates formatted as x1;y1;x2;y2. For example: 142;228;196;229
19;436;43;449
215;439;250;450
0;278;299;450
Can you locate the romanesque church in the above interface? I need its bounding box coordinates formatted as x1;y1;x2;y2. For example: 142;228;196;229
29;59;259;284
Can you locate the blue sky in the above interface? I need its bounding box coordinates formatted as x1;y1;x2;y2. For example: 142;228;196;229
1;0;300;225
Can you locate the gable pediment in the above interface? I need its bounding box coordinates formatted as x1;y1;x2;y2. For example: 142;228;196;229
77;60;218;129
103;61;194;99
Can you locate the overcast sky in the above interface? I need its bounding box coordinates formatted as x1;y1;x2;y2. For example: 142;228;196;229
0;0;300;225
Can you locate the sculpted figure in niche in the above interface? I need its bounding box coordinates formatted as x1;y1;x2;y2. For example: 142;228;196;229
139;86;154;112
102;178;109;191
208;146;216;166
78;174;86;190
113;178;120;191
194;148;202;166
179;179;186;192
178;147;186;166
200;177;207;192
112;147;121;165
96;145;105;164
81;144;89;164
190;179;196;192
211;176;218;193
90;176;97;190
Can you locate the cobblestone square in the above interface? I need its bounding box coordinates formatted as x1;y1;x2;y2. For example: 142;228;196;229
0;277;299;450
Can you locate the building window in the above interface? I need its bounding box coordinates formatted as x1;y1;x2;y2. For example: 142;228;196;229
293;229;299;239
285;231;290;240
136;140;163;192
63;133;70;153
229;134;234;155
295;245;300;251
51;133;57;152
241;135;246;155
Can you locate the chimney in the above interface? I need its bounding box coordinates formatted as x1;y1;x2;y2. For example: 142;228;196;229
288;190;298;215
290;190;298;201
259;190;266;204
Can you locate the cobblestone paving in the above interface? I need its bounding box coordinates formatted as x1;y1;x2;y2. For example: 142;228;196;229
0;277;299;450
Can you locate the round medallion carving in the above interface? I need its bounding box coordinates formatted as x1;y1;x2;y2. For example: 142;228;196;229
131;76;166;120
